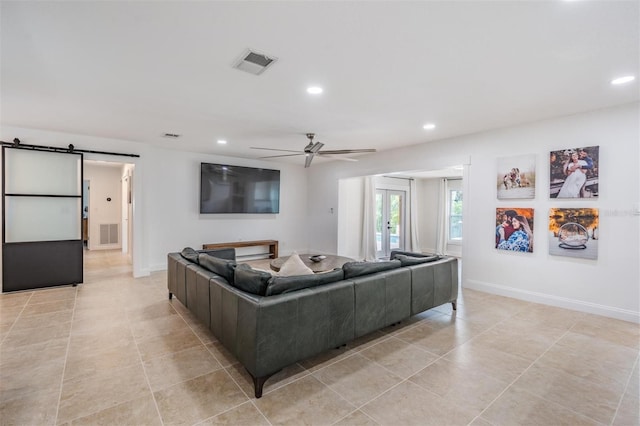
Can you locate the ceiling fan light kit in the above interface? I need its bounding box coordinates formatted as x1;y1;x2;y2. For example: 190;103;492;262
251;133;376;167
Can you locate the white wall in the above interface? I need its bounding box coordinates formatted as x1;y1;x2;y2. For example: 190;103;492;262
309;103;640;322
337;177;364;259
0;127;310;279
141;148;309;271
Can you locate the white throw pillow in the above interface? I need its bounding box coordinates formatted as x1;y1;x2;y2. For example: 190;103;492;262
277;252;314;276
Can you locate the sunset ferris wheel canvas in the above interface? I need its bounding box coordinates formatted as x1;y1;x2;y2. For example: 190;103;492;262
548;208;599;259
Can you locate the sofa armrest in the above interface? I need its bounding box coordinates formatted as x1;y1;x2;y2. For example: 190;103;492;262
408;256;458;315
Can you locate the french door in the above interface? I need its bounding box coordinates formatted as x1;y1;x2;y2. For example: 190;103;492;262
375;189;406;259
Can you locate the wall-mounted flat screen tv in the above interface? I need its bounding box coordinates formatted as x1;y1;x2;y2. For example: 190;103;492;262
200;163;280;214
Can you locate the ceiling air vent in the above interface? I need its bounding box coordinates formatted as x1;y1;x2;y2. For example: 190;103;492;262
233;49;277;75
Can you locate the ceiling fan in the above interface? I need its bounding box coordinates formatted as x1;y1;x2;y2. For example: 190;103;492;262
251;133;376;167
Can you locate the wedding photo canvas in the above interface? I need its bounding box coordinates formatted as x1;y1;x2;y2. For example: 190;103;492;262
549;146;599;199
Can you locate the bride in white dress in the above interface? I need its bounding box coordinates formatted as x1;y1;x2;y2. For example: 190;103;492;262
557;151;587;198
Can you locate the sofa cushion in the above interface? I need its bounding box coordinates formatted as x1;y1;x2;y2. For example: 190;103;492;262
233;264;272;296
277;252;314;276
180;247;200;263
198;253;236;282
265;268;345;296
393;254;441;266
390;250;437;260
342;259;401;279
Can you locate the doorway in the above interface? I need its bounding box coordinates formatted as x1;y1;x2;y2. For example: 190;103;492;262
83;160;135;273
376;189;406;259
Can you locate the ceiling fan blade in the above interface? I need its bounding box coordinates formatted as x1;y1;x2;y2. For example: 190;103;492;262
309;142;324;153
318;149;376;154
317;154;358;162
304;153;315;168
251;147;303;153
258;153;305;159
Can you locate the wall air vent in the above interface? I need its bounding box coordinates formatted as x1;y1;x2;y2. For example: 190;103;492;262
163;133;181;138
99;223;119;245
233;49;277;75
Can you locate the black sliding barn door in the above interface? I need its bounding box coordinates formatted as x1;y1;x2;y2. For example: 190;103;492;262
2;147;83;292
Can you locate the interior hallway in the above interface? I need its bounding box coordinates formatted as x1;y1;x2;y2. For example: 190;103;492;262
0;250;638;425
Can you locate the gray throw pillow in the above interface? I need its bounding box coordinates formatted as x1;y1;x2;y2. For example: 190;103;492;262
198;253;236;282
233;264;272;296
265;268;344;296
342;259;401;279
180;247;200;263
201;248;236;261
394;254;440;266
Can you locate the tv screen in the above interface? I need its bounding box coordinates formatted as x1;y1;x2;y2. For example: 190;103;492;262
200;163;280;214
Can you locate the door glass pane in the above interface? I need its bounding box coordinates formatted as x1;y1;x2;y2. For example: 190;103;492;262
5;197;81;242
389;193;402;250
449;189;463;240
5;149;81;195
375;192;383;252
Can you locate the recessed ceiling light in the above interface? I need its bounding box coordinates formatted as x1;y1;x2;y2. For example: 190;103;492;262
217;139;227;145
611;75;635;85
307;86;323;95
423;123;436;130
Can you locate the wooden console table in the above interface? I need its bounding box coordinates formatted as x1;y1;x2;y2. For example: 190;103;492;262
203;240;278;259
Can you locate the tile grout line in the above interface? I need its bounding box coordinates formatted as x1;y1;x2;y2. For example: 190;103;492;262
466;317;604;425
0;291;34;347
610;351;639;425
53;286;78;426
315;310;496;419
133;294;194;425
382;308;525;424
168;299;273;424
128;293;167;426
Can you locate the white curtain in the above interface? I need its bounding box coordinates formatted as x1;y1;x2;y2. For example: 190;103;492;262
361;176;377;261
408;179;421;252
435;178;447;255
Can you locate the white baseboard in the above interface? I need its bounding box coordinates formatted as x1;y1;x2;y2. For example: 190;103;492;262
148;263;166;273
465;279;640;324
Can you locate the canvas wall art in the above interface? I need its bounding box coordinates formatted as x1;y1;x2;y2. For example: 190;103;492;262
549;146;599;199
548;208;599;260
495;208;535;253
497;154;536;199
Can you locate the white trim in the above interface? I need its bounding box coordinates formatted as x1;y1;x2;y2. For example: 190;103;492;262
148;264;165;273
465;279;640;324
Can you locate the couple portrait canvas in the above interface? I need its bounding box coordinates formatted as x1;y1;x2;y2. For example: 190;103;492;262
496;154;536;200
495;208;534;253
550;146;599;198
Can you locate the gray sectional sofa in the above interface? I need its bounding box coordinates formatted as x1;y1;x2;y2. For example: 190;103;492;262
167;248;458;398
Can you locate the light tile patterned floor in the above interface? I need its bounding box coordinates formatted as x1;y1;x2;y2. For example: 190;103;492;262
0;250;638;425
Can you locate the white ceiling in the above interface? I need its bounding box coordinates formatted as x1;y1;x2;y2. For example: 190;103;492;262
2;1;638;168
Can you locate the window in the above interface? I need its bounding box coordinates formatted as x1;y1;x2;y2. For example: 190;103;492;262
448;187;463;243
